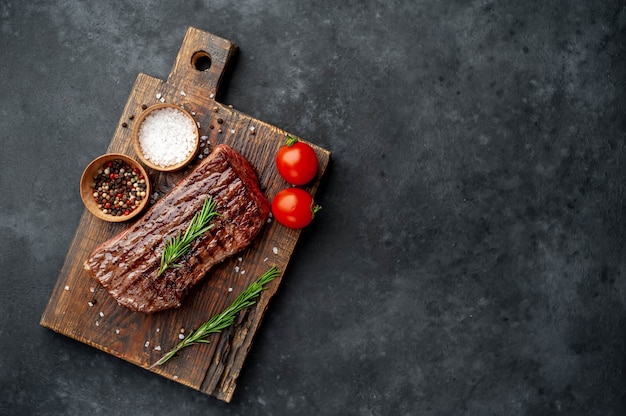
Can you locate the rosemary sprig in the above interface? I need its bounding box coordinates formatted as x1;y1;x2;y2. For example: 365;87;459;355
151;266;281;367
158;197;220;276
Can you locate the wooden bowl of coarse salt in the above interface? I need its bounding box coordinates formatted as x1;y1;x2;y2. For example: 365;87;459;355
131;103;200;172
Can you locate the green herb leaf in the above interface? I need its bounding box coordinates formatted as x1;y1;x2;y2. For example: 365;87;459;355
151;266;281;367
158;197;220;276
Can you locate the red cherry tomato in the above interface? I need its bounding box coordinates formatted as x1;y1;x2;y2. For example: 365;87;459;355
271;188;321;229
276;135;318;185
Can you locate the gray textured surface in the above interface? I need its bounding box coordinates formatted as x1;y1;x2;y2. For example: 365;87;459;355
2;1;626;415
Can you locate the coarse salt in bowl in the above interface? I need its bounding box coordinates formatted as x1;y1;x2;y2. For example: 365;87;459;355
132;103;199;171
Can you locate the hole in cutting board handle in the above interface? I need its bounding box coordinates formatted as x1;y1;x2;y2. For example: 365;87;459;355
191;50;211;71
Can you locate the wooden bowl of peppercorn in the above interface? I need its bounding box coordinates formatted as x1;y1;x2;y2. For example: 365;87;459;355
80;153;151;222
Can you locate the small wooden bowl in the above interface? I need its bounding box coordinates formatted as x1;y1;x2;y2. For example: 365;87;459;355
80;153;151;222
131;103;200;171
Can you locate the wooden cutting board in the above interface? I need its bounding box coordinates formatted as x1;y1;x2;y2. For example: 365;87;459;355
40;27;330;403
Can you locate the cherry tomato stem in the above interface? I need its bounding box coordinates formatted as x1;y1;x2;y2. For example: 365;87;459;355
285;135;299;147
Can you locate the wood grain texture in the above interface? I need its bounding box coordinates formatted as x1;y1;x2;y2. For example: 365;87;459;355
40;27;330;403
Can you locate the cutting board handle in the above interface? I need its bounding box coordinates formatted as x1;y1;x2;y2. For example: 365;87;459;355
167;27;238;100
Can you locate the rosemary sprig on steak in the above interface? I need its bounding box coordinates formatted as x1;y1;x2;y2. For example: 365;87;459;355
152;266;281;367
158;197;220;276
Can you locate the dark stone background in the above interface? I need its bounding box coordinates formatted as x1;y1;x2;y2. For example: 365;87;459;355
1;1;625;415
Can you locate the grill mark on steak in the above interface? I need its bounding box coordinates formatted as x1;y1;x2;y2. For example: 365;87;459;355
83;145;270;313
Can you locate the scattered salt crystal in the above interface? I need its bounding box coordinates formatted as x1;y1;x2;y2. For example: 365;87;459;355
230;129;235;134
180;90;186;96
156;328;160;333
138;107;197;168
159;97;165;103
180;328;185;333
156;93;162;99
267;217;272;223
178;334;185;340
95;321;99;326
88;301;94;307
64;285;70;291
209;93;215;99
154;345;162;351
196;121;201;128
241;270;246;275
238;257;243;262
99;311;105;317
228;287;233;292
173;375;179;380
263;257;268;262
145;341;150;348
235;266;240;273
249;126;256;132
200;135;208;140
273;247;278;255
191;111;196;116
90;287;95;293
115;329;120;334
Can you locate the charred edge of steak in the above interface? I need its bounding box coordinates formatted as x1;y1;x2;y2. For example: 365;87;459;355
83;145;270;313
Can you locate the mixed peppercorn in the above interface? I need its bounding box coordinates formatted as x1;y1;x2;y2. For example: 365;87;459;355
92;159;147;216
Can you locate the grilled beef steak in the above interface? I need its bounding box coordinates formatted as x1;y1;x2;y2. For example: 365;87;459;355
83;144;270;313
